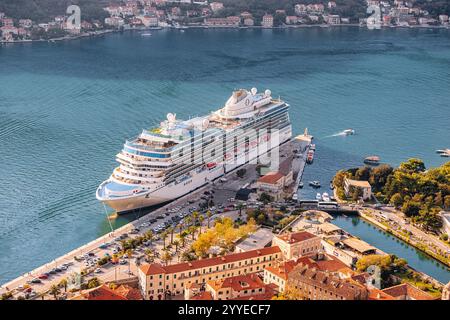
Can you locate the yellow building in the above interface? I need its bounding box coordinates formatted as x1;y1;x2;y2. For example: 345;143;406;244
344;178;372;200
272;231;322;260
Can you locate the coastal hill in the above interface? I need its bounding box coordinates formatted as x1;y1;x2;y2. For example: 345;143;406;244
218;0;367;21
0;0;110;22
333;159;450;234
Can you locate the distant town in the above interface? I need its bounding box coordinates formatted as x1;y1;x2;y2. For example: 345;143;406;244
1;0;450;42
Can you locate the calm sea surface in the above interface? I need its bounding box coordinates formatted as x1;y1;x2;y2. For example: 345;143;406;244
0;27;449;284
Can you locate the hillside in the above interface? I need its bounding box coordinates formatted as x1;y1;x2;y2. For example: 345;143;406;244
0;0;110;22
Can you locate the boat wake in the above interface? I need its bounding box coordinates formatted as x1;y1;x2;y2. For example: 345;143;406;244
323;129;355;138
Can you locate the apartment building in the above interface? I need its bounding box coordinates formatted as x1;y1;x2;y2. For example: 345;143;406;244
272;231;322;260
287;263;369;300
138;246;281;300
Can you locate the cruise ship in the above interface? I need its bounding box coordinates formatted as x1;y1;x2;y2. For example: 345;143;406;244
96;88;292;213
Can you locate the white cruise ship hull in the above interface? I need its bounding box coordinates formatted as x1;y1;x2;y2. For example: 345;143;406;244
100;126;292;213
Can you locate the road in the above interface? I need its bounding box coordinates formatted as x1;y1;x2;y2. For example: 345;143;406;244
0;146;271;299
362;206;450;259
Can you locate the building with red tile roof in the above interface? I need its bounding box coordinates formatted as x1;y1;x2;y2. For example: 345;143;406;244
70;284;142;300
368;288;395;300
264;254;353;292
206;273;275;300
272;231;322;260
381;283;437;300
138;246;281;300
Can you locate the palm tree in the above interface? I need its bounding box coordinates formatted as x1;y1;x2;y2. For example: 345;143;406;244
161;231;168;249
185;215;193;228
198;215;205;235
145;248;156;262
59;278;68;293
192;211;199;226
126;249;133;259
145;230;154;244
161;250;172;266
206;210;212;228
178;232;187;247
237;203;244;216
49;284;60;300
173;240;180;252
168;226;175;244
188;226;197;240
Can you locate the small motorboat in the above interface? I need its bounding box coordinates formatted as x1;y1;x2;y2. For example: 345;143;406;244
316;193;322;200
364;156;380;165
141;32;152;37
309;181;321;188
436;149;450;157
343;129;355;135
322;192;330;202
299;182;304;189
292;193;298;201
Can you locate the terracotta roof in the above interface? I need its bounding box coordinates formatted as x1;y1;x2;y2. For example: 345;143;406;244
316;258;349;273
368;288;395;300
257;172;284;184
114;285;143;300
288;264;368;300
265;259;303;280
382;283;436;300
139;263;166;276
76;284;127;300
275;231;318;244
207;273;265;292
190;291;213;300
229;285;275;300
350;272;370;285
139;246;281;275
265;255;349;280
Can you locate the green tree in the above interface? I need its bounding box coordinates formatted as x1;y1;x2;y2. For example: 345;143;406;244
258;192;273;204
206;210;212;228
87;277;100;289
402;201;421;217
389;193;403;208
49;284;60;300
59;278;68;293
399;158;426;173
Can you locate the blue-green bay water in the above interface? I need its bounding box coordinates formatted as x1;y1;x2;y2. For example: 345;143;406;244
0;27;449;284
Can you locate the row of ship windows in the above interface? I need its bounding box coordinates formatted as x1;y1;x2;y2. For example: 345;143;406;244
121;111;289;164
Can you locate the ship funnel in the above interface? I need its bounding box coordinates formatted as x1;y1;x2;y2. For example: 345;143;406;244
167;113;176;123
202;118;210;130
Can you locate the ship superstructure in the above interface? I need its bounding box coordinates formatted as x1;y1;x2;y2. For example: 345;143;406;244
96;88;292;212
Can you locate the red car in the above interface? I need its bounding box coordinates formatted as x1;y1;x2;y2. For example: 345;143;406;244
38;274;48;280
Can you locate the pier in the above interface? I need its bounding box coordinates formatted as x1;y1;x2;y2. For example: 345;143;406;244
290;129;313;198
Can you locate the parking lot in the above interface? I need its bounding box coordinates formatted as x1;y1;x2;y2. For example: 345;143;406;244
0;155;267;299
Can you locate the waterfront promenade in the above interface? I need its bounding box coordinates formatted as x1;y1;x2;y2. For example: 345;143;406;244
0;140;293;299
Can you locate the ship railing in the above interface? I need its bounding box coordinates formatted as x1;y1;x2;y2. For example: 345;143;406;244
125;140;174;153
